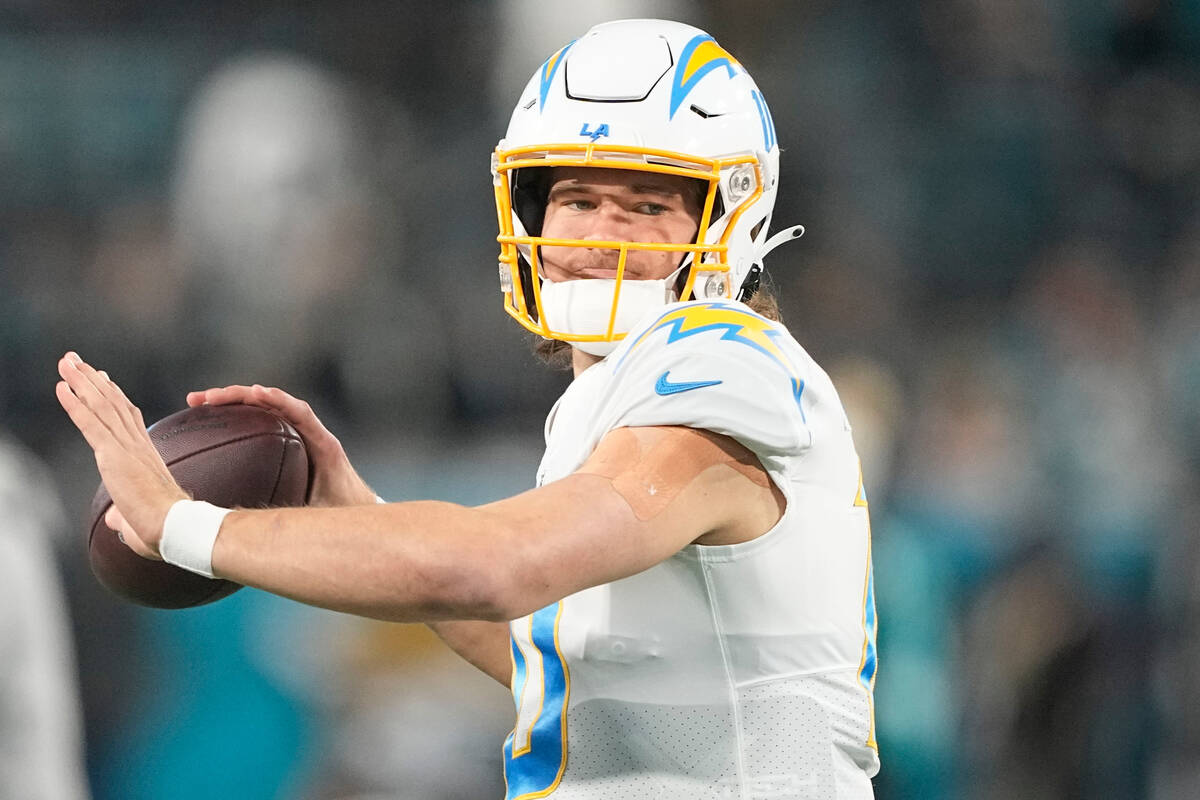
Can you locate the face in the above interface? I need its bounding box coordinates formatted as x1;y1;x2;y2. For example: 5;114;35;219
538;167;703;282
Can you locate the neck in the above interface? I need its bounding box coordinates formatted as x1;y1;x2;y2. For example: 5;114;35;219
572;347;603;377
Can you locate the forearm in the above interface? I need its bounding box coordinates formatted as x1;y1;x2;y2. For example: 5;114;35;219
211;502;516;623
427;619;514;686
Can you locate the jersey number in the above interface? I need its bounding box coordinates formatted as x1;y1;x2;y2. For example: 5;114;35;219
504;601;570;799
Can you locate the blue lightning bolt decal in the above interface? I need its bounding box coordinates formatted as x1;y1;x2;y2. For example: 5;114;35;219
617;302;806;418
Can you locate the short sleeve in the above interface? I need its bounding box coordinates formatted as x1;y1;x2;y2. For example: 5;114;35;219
599;301;813;458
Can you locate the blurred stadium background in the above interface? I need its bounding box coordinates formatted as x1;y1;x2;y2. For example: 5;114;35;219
1;0;1198;798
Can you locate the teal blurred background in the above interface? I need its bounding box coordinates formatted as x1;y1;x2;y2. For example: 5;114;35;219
2;1;1199;798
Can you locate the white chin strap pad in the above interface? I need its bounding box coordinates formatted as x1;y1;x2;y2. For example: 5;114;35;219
540;278;674;357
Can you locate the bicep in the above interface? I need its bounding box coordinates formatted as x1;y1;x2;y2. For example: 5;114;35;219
577;426;782;542
482;426;783;615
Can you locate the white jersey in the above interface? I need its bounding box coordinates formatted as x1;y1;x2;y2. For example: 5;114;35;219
503;300;879;800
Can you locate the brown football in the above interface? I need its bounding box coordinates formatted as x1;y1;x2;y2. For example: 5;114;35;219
88;403;309;608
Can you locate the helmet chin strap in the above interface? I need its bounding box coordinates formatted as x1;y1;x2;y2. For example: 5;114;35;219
737;225;804;302
757;225;805;262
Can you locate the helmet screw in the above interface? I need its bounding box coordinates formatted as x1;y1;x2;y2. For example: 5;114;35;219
703;274;727;298
728;165;757;203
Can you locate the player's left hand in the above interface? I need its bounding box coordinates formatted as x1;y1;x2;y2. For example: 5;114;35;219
55;352;188;559
184;383;377;507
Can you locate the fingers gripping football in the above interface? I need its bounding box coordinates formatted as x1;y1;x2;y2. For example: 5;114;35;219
57;352;187;554
186;383;375;506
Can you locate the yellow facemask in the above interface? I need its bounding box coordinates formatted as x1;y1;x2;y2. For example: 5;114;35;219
493;142;765;348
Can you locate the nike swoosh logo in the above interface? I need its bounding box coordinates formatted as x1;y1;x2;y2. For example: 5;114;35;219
654;371;723;396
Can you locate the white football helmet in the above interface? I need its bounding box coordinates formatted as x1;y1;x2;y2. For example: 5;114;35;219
493;18;803;355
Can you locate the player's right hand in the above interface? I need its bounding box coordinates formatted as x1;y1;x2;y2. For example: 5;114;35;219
57;352;186;557
185;384;378;507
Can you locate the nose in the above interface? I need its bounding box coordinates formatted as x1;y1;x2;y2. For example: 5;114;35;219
580;199;635;242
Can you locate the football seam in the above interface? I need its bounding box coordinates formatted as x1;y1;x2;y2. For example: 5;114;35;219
267;432;290;506
158;430;303;470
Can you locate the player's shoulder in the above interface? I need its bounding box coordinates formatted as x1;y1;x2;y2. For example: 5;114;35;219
609;298;807;382
594;300;813;456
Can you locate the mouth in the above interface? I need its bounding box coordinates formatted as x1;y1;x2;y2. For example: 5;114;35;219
573;268;622;280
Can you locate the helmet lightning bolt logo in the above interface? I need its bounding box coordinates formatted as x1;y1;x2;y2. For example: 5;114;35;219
619;302;807;418
669;35;740;119
538;41;575;111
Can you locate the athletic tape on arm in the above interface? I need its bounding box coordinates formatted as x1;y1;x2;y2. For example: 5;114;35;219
579;427;770;522
159;499;232;578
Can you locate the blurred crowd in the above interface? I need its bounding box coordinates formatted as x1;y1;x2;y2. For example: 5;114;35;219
1;0;1198;798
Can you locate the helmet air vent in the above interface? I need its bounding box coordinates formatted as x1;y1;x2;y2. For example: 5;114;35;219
689;104;723;119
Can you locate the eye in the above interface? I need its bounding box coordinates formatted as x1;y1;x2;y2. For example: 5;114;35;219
565;199;596;211
635;202;669;215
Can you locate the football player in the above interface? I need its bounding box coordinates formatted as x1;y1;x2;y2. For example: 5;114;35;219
57;19;879;799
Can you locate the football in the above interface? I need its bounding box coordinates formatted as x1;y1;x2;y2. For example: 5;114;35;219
88;403;309;608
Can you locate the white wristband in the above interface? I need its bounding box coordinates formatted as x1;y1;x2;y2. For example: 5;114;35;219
160;500;232;579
